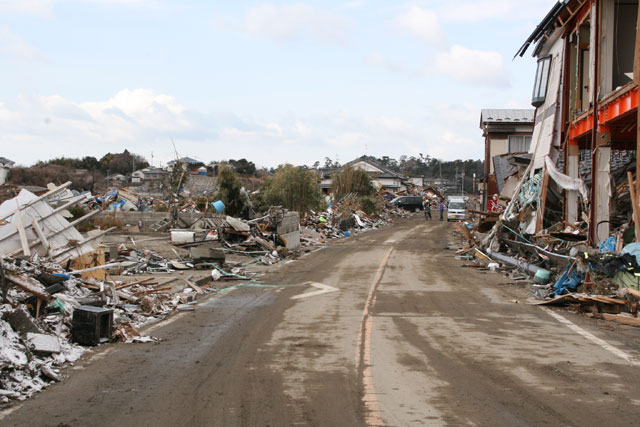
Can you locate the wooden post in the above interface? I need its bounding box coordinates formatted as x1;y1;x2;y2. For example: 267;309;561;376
635;2;640;203
31;218;52;258
628;171;640;241
535;169;550;233
13;204;31;257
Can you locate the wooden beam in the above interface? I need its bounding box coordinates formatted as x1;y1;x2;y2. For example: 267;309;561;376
4;273;50;301
535;170;550;233
13;205;31;257
31;218;52;257
0;193;88;245
8;209;101;257
629;172;640;241
53;227;116;262
0;181;72;222
602;313;640;327
635;0;640;205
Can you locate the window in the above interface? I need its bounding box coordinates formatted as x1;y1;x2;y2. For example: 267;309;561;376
508;135;532;153
531;55;552;107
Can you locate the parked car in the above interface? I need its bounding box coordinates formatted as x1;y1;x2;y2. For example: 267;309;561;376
446;197;467;221
390;196;423;212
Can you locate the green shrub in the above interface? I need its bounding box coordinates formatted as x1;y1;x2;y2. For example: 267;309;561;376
67;206;86;220
331;165;375;200
260;164;325;213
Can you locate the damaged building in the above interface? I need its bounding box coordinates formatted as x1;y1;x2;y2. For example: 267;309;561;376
480;109;535;210
511;0;639;243
462;0;640;309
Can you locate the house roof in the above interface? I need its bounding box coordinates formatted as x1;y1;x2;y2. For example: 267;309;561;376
347;156;407;180
480;109;535;127
143;167;168;174
0;156;15;166
514;0;569;58
167;157;202;165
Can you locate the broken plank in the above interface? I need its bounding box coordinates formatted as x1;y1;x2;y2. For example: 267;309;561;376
602;313;640;327
626;288;640;299
184;279;203;294
4;273;50;300
31;218;52;257
116;277;155;290
13;204;32;257
591;296;628;305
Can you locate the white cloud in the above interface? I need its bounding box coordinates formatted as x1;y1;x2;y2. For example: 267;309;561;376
0;0;156;16
394;6;447;47
0;0;54;16
242;4;349;44
428;103;478;128
0;26;48;61
0;89;486;168
434;45;509;87
364;52;404;73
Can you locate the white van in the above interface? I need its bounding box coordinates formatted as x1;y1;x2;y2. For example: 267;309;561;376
446;197;467;222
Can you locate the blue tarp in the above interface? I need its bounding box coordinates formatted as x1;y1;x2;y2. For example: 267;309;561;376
553;264;584;296
599;236;616;253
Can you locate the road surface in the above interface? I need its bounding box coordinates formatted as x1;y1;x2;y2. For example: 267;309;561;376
2;216;640;426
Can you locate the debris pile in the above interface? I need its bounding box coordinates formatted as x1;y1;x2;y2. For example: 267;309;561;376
453;152;640;326
0;184;264;404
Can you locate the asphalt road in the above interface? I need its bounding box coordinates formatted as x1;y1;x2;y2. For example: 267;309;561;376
2;216;640;426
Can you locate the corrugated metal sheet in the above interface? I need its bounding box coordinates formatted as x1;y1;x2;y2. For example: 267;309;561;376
480;109;535;126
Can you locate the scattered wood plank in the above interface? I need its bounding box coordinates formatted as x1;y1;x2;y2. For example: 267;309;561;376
184;279;203;294
133;287;172;295
602;313;640;327
626;288;640;299
31;218;52;257
13;205;32;257
628;171;640;241
4;273;50;301
116;277;155;290
590;296;627;305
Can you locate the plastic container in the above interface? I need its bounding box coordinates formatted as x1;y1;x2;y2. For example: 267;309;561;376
212;200;225;213
533;268;551;284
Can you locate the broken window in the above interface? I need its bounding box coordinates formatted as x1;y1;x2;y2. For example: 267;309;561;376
532;55;552;107
508;135;532;153
613;0;638;89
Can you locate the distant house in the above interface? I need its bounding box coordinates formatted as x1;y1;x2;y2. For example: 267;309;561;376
0;156;15;186
320;157;409;194
407;177;424;187
479;109;534;209
167;157;203;172
131;167;169;184
423;176;458;195
105;173;128;186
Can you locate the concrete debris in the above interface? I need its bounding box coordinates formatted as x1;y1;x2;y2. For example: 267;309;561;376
25;333;61;354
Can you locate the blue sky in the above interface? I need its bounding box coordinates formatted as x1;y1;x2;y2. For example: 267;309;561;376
0;0;556;168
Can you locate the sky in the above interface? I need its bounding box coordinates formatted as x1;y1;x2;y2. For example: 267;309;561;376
0;0;557;169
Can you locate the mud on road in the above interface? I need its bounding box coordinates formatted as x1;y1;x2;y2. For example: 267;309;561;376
2;216;640;426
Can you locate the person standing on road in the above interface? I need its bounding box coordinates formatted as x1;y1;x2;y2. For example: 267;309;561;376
423;198;431;220
439;200;445;221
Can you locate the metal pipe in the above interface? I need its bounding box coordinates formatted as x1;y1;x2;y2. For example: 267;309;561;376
486;248;550;276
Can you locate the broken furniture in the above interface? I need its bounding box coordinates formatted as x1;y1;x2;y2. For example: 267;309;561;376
71;305;114;346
